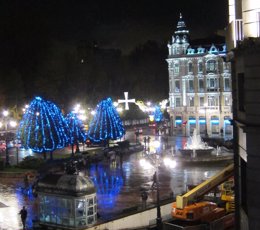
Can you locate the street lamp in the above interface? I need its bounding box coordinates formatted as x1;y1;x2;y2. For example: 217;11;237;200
155;160;162;229
2;110;10;166
0;110;17;166
204;103;208;137
140;153;162;228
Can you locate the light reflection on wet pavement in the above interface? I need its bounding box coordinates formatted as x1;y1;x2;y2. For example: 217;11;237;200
0;134;231;229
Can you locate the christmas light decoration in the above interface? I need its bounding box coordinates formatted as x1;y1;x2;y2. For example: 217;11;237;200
88;98;125;143
89;164;123;208
65;112;87;148
17;96;70;153
154;106;163;122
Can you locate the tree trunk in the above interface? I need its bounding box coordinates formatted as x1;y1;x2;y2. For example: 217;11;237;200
76;142;80;153
50;151;53;160
71;144;74;156
43;152;46;160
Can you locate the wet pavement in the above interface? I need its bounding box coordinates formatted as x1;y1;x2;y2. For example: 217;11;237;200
0;130;233;229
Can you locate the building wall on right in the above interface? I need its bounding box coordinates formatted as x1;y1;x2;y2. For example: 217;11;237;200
242;0;260;37
232;44;260;230
227;0;260;229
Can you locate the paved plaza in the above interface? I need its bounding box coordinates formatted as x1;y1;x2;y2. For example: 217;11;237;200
0;129;232;229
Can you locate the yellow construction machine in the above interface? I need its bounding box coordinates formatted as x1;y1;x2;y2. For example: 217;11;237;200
171;163;234;228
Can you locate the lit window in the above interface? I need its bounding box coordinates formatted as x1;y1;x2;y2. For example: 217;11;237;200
188;62;193;73
175;80;180;92
208;96;218;106
206;60;217;73
225;96;231;106
207;77;218;91
189;97;194;107
198;79;204;92
224;78;230;91
188;79;194;92
175;97;181;107
174;63;179;74
199;97;204;106
198;62;203;72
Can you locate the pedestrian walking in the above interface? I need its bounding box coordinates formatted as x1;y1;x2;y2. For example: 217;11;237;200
151;172;157;190
19;206;27;229
141;190;148;209
24;174;29;189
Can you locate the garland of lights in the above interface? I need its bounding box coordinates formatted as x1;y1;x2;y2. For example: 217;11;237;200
88;98;125;142
17;96;70;153
154;106;163;122
65;112;87;144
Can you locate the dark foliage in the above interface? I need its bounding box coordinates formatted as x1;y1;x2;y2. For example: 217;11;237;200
18;156;44;169
0;39;168;110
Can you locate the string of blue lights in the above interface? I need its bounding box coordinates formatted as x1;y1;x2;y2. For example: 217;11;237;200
154;106;163;122
88;98;125;143
17;96;70;153
65;112;87;145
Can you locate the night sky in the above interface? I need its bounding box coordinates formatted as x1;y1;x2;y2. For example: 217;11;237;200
0;0;228;108
0;0;228;53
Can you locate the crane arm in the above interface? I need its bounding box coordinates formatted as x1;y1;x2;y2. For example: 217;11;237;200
176;163;234;209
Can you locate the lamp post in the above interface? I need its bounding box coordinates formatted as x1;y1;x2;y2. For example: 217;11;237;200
204;103;208;137
140;150;177;229
140;139;177;229
0;110;17;167
1;110;10;166
153;140;162;228
155;158;162;229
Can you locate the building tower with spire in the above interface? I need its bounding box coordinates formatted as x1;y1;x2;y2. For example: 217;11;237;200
168;13;190;56
167;14;233;137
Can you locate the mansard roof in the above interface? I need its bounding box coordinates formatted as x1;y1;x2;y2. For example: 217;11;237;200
186;44;227;56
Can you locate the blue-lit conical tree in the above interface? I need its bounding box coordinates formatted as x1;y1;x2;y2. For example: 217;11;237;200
65;112;87;155
17;96;70;160
154;106;163;123
88;98;125;146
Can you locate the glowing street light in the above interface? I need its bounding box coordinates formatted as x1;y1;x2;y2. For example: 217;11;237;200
116;107;123;113
22;104;29;113
3;110;9;117
113;101;119;107
1;110;12;166
153;140;160;149
9;121;17;128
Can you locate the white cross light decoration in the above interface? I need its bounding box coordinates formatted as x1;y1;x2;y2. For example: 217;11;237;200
118;92;135;110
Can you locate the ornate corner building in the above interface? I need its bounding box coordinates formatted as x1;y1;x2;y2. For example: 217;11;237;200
167;14;233;137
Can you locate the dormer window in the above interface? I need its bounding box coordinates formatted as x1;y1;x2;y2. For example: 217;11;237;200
187;48;195;55
176;36;180;43
206;60;217;73
209;45;218;54
197;47;205;54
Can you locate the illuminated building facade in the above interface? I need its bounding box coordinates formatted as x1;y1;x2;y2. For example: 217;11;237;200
226;0;260;229
167;14;233;137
